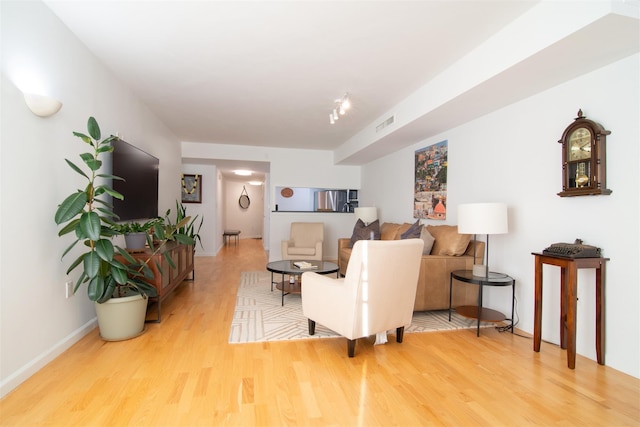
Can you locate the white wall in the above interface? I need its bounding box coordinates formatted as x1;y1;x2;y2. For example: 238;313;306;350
361;54;639;378
274;187;317;212
181;143;361;261
179;164;218;257
179;164;265;257
224;180;265;239
0;1;183;397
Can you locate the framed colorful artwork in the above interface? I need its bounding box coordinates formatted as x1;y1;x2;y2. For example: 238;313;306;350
414;140;448;220
181;174;202;203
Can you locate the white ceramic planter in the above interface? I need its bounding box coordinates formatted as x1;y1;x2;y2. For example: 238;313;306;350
95;294;148;341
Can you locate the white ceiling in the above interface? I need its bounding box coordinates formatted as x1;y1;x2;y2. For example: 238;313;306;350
44;1;638;180
44;1;536;146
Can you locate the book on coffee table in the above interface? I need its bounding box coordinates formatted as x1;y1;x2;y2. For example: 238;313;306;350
293;261;317;269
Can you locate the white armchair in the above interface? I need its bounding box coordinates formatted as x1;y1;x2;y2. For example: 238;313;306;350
281;222;324;261
301;239;424;357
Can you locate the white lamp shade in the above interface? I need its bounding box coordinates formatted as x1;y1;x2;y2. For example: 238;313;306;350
354;207;378;225
23;93;63;117
458;203;508;235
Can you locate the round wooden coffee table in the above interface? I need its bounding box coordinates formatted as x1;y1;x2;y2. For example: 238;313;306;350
266;260;339;306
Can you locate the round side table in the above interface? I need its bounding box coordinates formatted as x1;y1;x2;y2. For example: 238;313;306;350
449;270;515;337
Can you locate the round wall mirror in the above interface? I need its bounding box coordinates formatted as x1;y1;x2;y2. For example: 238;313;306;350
239;194;250;209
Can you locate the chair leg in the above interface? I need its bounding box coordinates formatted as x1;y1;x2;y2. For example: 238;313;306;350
347;339;356;357
396;326;405;343
308;319;316;335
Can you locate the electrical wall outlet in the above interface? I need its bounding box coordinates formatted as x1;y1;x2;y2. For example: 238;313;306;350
65;280;74;298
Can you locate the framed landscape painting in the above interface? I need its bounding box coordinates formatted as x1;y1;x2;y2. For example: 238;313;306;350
414;140;447;220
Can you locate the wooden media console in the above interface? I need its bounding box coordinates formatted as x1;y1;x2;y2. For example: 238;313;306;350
117;242;194;322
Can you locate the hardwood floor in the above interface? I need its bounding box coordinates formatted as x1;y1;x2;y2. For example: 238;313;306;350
1;238;638;426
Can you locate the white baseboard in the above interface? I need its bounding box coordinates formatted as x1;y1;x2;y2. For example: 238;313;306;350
0;318;97;398
195;251;216;257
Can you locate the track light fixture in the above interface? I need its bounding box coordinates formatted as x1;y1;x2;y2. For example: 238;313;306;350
329;93;351;124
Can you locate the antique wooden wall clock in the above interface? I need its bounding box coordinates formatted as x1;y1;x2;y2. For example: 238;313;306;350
557;109;611;197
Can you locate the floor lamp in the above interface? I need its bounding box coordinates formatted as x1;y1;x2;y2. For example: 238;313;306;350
457;203;508;277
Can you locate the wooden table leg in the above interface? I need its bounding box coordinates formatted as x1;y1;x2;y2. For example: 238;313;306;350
596;261;606;365
566;265;578;369
560;266;567;350
531;253;608;369
533;256;543;352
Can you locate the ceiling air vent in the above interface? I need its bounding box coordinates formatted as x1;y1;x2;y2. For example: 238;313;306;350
376;115;395;132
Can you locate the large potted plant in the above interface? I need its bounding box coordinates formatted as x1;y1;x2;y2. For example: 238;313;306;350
54;117;194;340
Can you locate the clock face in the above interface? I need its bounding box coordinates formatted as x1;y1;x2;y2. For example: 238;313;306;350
568;127;591;161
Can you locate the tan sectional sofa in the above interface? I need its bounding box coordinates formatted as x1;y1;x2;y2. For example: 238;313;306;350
338;222;485;311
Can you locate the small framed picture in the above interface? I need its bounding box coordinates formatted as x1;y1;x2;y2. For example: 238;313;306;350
181;174;202;203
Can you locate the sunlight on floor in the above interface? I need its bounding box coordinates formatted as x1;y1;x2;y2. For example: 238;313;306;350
357;359;368;427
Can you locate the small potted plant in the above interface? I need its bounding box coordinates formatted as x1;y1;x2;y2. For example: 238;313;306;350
165;201;204;251
113;218;163;251
54;117;194;340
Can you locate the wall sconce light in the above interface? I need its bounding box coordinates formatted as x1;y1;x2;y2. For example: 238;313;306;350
23;93;63;117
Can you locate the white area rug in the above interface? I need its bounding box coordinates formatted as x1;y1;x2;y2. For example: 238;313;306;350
229;271;492;344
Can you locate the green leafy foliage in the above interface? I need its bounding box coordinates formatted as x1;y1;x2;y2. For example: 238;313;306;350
165;201;204;250
112;218;162;234
54;117;195;303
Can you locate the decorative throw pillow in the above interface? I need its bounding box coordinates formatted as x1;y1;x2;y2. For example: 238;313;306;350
395;223;413;239
400;220;422;239
348;219;381;248
427;225;471;256
420;227;435;255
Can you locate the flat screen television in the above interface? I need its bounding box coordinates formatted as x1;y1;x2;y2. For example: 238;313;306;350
111;138;159;221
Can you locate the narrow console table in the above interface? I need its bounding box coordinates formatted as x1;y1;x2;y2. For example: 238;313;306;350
532;252;609;369
117;242;194;323
449;270;515;337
